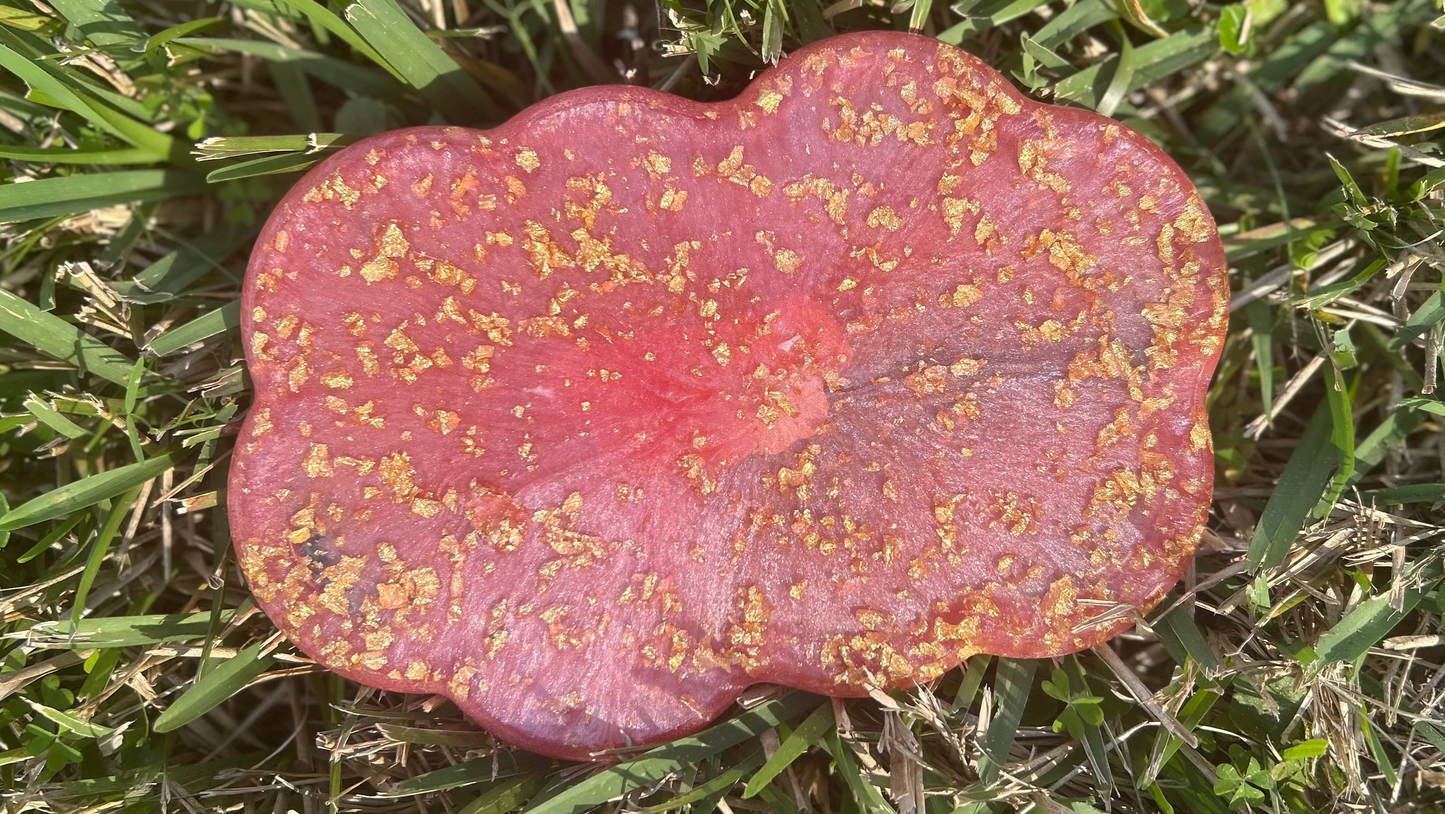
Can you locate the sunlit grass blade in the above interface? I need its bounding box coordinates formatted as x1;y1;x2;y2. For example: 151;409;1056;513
153;639;278;733
1033;0;1116;50
143;15;225;55
980;657;1034;787
1247;400;1339;570
459;773;551;814
0;289;141;388
742;701;832;797
1054;27;1216;108
0;146;157;164
194;134;352;160
825;726;895;813
146;303;241;356
1094;21;1136;117
205;153;325;183
343;0;498;123
1310;571;1440;666
938;0;1052;44
389;753;554;795
0;31;176;160
0;170;205;223
640;750;762;812
47;0;143;48
523;693;817;814
1389;291;1445;349
23;394;88;439
21;698;114;739
272;0;401;81
14;611;240;648
70;485;142;626
1353;110;1445;138
0;451;178;532
0;5;62;33
952;653;991;712
180;37;408;101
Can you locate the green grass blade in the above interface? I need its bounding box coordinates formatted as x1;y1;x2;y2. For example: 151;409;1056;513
47;0;144;48
0;31;176;160
194;133;352;159
1294;0;1435;91
180;37;408;101
0;5;63;34
907;0;933;33
24;395;89;439
1034;0;1117;50
146;302;241;356
792;0;831;43
0;170;205;223
343;0;498;123
1312;572;1439;665
1095;22;1136;117
15;611;239;648
0;145;156;164
1223;218;1321;262
1389;291;1445;349
271;0;401;81
389;753;554;795
1246;300;1275;419
153;640;277;733
142;15;225;55
116;226;255;302
269;61;323;133
641;750;762;812
742;701;833;797
1055;27;1217;109
205;152;324;183
0;451;178;531
1346;405;1424;490
951;654;992;713
1354;110;1445;138
1247;399;1338;570
374;724;500;748
1362;483;1445;505
1319;369;1357;508
755;781;803;814
1359;713;1400;788
458;773;550;814
826;726;895;814
980;657;1035;787
1154;605;1220;672
937;0;1052;45
0;288;140;387
71;485;141;626
21;698;114;739
523;693;817;814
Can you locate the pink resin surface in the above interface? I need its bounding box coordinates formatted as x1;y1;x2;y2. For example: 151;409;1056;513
231;31;1228;760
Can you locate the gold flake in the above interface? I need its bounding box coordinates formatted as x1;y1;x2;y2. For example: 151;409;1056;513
866;205;903;231
774;249;802;275
756;89;783;114
301;443;333;478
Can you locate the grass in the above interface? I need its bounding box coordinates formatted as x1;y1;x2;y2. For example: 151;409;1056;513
0;0;1443;811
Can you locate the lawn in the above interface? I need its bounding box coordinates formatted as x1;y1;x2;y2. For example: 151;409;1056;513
1;0;1443;812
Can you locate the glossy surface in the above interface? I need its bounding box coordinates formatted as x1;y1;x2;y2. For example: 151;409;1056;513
231;31;1228;760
